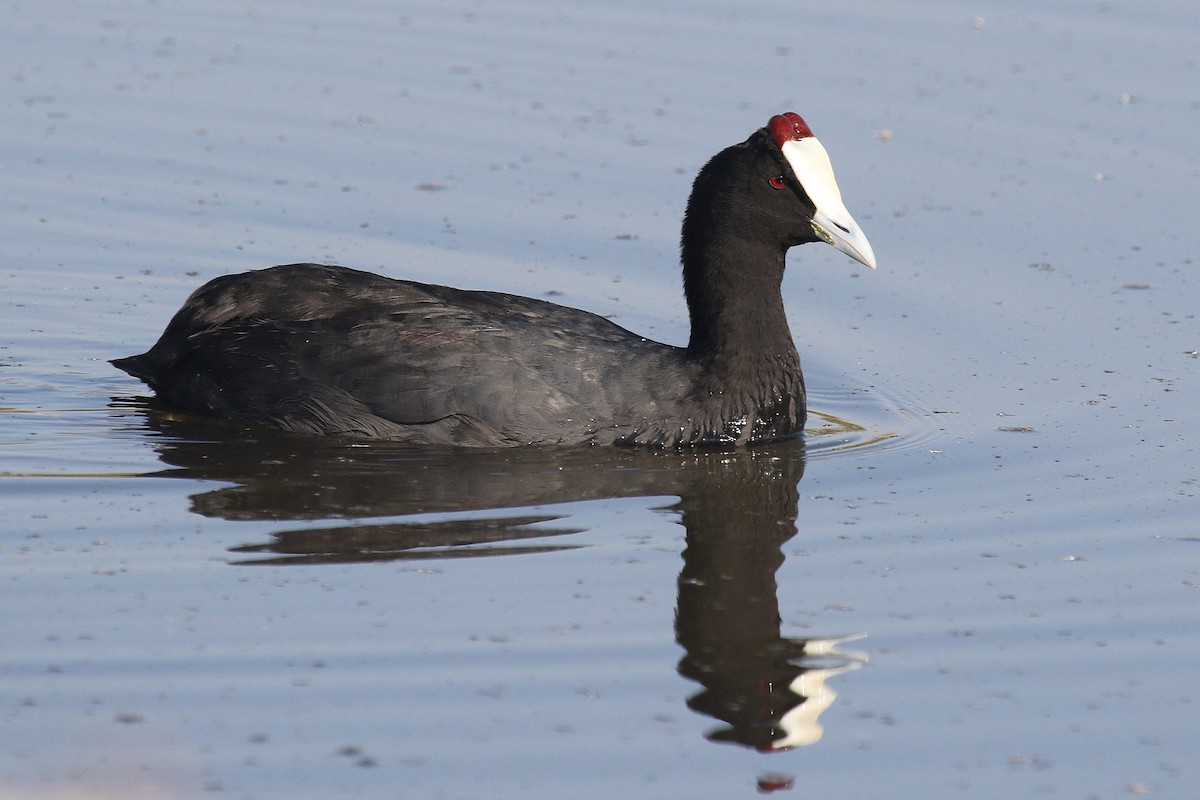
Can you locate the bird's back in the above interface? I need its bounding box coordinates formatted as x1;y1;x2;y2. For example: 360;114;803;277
114;264;694;445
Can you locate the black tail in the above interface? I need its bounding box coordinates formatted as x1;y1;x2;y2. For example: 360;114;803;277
110;354;153;385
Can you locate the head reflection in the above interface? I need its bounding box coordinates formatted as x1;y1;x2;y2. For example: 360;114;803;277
669;450;866;751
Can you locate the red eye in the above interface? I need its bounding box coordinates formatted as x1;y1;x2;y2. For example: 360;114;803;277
768;175;787;189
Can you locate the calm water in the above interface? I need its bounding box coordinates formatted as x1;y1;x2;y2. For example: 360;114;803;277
3;1;1198;798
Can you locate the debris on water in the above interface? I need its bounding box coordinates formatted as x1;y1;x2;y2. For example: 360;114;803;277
337;744;378;768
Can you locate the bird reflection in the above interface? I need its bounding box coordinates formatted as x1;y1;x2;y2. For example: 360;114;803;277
229;515;585;564
117;401;866;750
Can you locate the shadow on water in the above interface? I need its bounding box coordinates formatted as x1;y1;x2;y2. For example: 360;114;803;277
121;402;869;754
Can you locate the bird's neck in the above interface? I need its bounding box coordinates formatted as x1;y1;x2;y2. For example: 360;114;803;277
682;235;801;387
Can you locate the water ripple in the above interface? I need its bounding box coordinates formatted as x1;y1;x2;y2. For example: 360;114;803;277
804;383;951;461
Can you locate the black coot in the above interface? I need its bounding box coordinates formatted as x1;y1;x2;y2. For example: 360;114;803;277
113;112;876;447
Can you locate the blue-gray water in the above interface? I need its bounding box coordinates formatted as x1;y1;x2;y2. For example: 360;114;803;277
3;1;1197;798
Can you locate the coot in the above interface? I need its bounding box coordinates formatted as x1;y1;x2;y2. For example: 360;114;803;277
113;112;876;447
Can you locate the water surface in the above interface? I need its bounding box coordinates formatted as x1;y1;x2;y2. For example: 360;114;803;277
3;1;1198;798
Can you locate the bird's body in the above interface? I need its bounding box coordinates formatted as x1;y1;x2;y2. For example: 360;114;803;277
113;112;876;447
115;264;756;446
